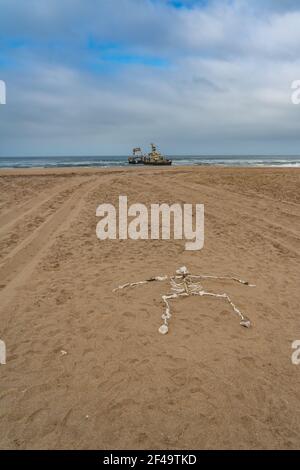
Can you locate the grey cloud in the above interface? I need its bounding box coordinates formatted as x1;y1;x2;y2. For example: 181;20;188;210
1;0;300;156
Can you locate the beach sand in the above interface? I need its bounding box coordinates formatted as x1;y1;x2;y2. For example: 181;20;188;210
0;166;300;449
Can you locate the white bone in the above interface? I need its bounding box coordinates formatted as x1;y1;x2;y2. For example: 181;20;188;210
113;267;254;334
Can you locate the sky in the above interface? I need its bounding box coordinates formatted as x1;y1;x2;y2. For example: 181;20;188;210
1;0;300;156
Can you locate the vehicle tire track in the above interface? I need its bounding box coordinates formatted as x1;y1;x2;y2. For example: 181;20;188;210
0;178;99;324
0;177;91;235
172;179;300;258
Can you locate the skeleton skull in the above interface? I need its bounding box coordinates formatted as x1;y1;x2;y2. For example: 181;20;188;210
176;266;189;276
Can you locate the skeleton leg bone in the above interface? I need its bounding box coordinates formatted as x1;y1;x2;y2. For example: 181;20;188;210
193;291;251;328
159;292;188;334
159;290;251;335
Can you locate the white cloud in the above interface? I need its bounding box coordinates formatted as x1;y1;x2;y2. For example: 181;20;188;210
1;0;300;155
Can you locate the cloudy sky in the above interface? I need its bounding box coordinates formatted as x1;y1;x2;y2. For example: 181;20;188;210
0;0;300;156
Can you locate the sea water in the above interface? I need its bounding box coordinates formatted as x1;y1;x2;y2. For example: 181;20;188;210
1;155;300;169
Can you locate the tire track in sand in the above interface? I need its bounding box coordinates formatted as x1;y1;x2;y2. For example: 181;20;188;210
0;177;91;237
173;179;300;258
0;177;99;332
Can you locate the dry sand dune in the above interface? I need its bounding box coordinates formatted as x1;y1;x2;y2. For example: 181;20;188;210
0;166;300;449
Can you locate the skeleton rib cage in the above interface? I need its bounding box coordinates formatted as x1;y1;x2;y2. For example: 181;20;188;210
113;266;255;335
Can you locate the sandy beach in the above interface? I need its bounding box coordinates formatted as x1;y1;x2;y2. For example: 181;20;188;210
0;166;300;450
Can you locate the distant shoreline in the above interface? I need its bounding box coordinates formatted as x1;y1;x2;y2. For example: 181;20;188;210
1;165;300;178
1;155;300;170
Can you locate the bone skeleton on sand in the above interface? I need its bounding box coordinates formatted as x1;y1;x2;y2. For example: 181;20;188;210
113;266;255;334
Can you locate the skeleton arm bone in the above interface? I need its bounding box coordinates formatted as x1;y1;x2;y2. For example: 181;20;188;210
113;275;168;292
188;274;255;287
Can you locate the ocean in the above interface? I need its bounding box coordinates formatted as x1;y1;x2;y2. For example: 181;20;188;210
1;155;300;169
